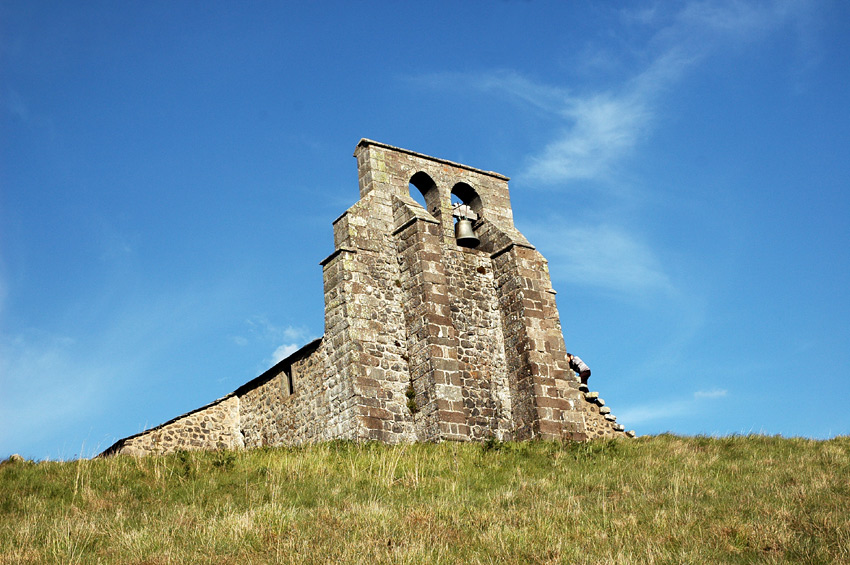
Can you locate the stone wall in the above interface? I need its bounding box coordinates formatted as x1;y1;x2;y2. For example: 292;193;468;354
445;247;513;441
102;139;633;457
239;341;341;446
107;395;242;456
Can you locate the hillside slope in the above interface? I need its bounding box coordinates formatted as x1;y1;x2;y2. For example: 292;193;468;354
2;435;848;563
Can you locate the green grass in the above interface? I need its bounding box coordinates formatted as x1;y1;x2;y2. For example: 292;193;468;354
1;435;848;564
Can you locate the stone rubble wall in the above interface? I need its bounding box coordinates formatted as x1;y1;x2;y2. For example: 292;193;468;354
109;395;243;456
108;342;348;456
239;345;337;447
580;387;634;438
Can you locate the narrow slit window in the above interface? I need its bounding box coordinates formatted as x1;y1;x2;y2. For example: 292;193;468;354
283;366;295;395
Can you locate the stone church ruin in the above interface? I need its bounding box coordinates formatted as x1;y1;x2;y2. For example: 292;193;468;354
103;140;632;456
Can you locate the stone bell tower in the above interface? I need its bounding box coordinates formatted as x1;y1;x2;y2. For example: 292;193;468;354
103;139;629;457
320;139;617;442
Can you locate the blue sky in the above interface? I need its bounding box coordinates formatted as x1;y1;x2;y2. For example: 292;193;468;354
2;1;849;460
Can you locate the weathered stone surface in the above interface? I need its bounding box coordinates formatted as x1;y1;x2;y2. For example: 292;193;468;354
107;395;243;456
101;140;631;457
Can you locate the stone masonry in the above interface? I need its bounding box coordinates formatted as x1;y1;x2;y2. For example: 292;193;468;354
102;140;632;456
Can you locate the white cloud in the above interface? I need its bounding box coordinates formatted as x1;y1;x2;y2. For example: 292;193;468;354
0;278;256;458
4;89;29;122
418;69;567;115
3;88;58;139
231;317;316;366
694;388;728;399
271;343;300;364
517;46;692;185
524;92;652;184
282;325;306;342
0;274;7;319
417;67;661;187
0;332;110;458
616;399;693;426
241;320;315;366
623;0;808;57
268;324;313;365
415;69;655;186
423;2;809;187
618;386;730;426
676;0;794;38
527;222;672;296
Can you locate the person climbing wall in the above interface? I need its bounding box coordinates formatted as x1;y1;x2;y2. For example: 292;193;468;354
567;353;591;385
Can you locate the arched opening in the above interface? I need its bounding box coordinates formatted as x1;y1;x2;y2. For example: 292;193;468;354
409;183;428;209
409;171;440;217
451;182;483;248
450;182;483;218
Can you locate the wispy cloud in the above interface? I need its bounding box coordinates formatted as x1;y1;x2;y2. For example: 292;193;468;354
525;221;672;296
4;89;30;122
3;88;57;139
618;386;730;426
271;343;300;364
233;317;315;366
524;92;652;184
521;0;797;185
421;1;808;187
0;278;255;458
230;316;316;365
422;1;811;306
616;398;694;427
414;69;654;186
671;0;800;40
0;331;111;458
419;69;567;115
694;388;728;399
269;324;314;365
0;269;7;320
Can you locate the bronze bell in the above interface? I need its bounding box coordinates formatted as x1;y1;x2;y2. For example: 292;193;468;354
455;218;480;248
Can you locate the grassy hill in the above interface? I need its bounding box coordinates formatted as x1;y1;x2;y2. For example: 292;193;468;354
2;435;848;564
